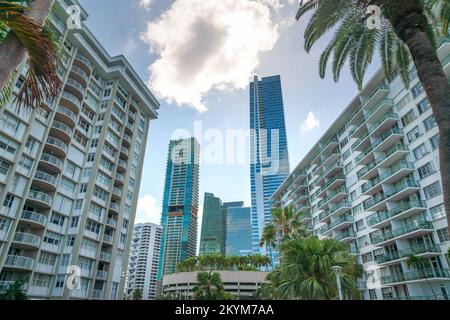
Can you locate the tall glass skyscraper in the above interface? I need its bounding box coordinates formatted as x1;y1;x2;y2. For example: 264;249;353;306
250;75;290;256
224;202;252;256
199;193;226;255
158;138;200;279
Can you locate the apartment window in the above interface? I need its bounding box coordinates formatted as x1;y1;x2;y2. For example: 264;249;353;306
430;134;440;150
357;235;369;247
0;159;11;176
50;212;65;227
356;219;366;231
0;217;11;232
38;252;57;266
32;273;52;288
55;275;65;288
368;289;378;300
417;98;430;114
60;254;70;266
3;194;14;209
65;161;78;179
24;136;37;153
408;67;417;81
103;89;111;97
101;102;108;110
83;168;91;178
85;219;100;234
352;203;363;215
345;163;354;175
401;109;417;127
100;157;114;171
361;252;373;264
90;139;99;148
411;83;424;98
406;126;423;143
342;149;351;161
59;177;76;196
340;137;349;149
15;77;25;89
418;162;435;179
87;153;95;162
97;113;105;121
18;155;34;175
93;186;108;201
413;143;429;160
80;184;87;194
430;204;446;221
0;134;19;155
423;181;442;200
397;94;411;110
423;115;437;131
350;191;357;202
75;199;83;210
70;216;80;228
43;232;62;247
437;228;450;242
97;172;111;187
95;125;102;134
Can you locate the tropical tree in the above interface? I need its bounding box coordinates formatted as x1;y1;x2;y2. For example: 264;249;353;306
192;271;229;300
0;0;61;108
131;288;143;300
272;236;361;300
296;0;450;233
0;280;28;300
406;255;438;299
259;224;277;267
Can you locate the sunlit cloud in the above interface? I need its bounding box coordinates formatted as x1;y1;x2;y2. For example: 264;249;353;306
300;111;320;133
135;194;162;225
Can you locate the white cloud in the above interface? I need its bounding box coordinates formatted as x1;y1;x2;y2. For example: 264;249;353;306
300;111;320;133
135;194;162;225
138;0;152;11
141;0;282;112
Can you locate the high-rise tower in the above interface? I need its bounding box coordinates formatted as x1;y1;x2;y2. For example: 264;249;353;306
250;75;290;256
199;193;226;255
158;138;200;279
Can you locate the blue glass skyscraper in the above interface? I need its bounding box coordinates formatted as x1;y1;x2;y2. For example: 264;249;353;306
157;138;200;279
250;75;290;257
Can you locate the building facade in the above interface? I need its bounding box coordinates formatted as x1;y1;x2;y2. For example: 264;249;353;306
125;223;162;300
250;75;290;256
158;138;200;279
225;202;252;256
199;193;225;255
271;38;450;300
162;271;268;299
0;0;159;300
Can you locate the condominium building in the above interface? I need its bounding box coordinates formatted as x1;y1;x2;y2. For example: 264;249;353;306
224;202;252;257
158;138;200;279
199;193;226;255
0;0;159;300
271;38;450;300
250;75;290;256
125;223;162;300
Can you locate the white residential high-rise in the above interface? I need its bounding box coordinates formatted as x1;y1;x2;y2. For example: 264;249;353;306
125;223;162;300
272;38;450;300
0;0;159;299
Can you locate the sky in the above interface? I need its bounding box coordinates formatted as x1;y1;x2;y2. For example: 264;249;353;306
77;0;381;227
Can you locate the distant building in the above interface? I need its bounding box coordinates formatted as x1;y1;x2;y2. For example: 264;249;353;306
158;138;200;279
199;193;226;255
125;223;162;300
224;202;252;256
250;75;290;257
162;271;268;299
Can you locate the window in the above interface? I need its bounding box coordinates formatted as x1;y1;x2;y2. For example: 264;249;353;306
437;228;449;243
361;252;373;263
60;254;70;266
87;153;95;162
43;232;62;247
0;159;11;176
0;217;11;232
93;186;108;201
418;162;435;179
0;134;19;155
413;143;429;160
85;219;100;234
368;289;378;300
80;184;87;194
3;194;14;209
397;94;411;110
342;149;351;161
411;83;424;98
38;252;57;266
417;98;430;114
357;235;370;247
401;110;417;127
406;126;423;143
90;139;99;148
423;115;437;131
430;134;439;150
32;273;52;288
356;219;366;231
75;199;83;210
24;136;37;153
423;181;442;200
70;216;80;228
65;161;78;179
18;156;34;175
430;204;446;221
50;212;65;227
59;177;76;196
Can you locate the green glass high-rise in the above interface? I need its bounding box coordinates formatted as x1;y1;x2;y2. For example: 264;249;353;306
199;193;226;255
158;138;200;279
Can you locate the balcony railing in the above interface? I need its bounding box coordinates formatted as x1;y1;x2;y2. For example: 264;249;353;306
46;137;68;153
381;268;450;285
75;53;94;70
56;106;77;123
34;170;58;186
375;243;441;264
4;255;35;269
61;91;81;108
13;232;41;247
361;162;414;193
367;200;427;227
371;220;433;245
40;153;63;170
21;210;47;226
99;251;111;262
28;190;52;206
334;229;356;241
357;144;408;179
320;215;354;234
364;179;420;211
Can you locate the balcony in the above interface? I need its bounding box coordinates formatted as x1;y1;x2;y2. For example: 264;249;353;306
321;215;354;235
122;134;132;147
114;173;125;186
318;136;339;157
27;190;52;209
106;217;117;228
64;77;85;101
45;137;68;158
314;161;344;187
12;232;41;249
112;187;122;200
93;289;104;299
117;159;127;173
55;106;77;128
299;212;312;223
69;65;89;86
3;255;35;270
120;146;129;159
50;121;73;143
33;170;58;192
96;270;108;281
334;229;356;242
74;53;93;73
60;91;81;112
99;251;111;262
366;200;427;228
103;234;114;245
371;220;434;246
364;98;394;123
317;175;346;198
318;186;348;210
381;268;450;285
39;153;63;174
20;210;47;228
125;121;134;134
357;144;409;180
319;200;351;223
371;127;404;153
375;243;441;266
361;162;415;196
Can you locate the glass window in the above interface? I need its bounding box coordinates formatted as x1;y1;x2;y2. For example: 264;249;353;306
430;204;446;221
430;134;439;150
423;115;437;131
406;126;423;143
423;181;442;200
413;143;429;160
417;162;435;179
437;228;449;243
417;98;430;114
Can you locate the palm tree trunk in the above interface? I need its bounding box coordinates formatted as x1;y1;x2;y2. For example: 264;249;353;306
0;0;55;91
386;1;450;235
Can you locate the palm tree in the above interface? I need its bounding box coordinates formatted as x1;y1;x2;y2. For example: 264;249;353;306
406;255;438;299
259;224;277;267
192;271;227;300
131;288;143;300
0;280;28;300
296;0;450;233
0;0;61;108
273;236;360;300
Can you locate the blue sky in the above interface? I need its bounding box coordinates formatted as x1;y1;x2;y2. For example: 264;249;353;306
78;0;380;225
